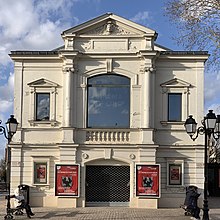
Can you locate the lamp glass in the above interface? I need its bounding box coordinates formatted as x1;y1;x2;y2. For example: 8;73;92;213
214;115;220;137
205;110;216;129
184;115;197;135
6;115;18;135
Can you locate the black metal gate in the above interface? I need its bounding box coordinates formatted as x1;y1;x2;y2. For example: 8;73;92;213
86;166;130;206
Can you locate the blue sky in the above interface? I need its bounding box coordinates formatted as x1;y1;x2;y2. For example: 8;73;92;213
0;0;219;158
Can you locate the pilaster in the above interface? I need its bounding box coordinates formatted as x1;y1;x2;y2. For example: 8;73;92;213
63;66;74;127
10;144;22;190
140;63;155;128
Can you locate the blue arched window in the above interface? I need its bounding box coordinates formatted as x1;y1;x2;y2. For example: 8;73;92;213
87;74;130;128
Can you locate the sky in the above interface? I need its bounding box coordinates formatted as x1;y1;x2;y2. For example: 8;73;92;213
0;0;219;158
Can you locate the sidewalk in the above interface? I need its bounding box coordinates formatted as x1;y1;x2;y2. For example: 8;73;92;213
0;195;219;220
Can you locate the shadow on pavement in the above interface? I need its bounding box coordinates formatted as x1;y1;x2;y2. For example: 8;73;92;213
208;197;220;209
39;210;79;219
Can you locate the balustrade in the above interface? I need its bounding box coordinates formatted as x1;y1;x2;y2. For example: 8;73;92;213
86;130;130;143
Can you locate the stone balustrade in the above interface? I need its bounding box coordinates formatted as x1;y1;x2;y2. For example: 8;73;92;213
86;130;130;143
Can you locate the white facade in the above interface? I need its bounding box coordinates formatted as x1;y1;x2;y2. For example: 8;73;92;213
10;13;208;208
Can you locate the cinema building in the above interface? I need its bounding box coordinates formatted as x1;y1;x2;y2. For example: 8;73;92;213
9;13;208;208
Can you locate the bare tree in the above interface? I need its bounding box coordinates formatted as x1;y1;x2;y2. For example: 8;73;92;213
165;0;220;70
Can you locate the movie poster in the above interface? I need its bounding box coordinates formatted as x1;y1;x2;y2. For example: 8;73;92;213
136;164;160;197
169;164;181;185
34;162;47;184
55;164;79;196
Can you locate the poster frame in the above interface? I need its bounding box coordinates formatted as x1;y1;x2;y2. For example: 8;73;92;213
135;163;161;198
55;164;80;197
168;163;182;185
34;162;47;184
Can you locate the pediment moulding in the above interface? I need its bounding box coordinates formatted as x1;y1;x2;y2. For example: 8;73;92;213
28;78;59;88
160;78;191;88
62;13;157;37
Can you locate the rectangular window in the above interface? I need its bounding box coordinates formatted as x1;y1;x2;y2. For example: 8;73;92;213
168;93;182;121
36;93;50;121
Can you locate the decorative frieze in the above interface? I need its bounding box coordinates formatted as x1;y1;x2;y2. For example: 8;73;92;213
82;20;134;36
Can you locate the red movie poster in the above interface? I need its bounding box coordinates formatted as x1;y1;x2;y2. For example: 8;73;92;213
35;163;47;184
136;164;160;197
169;164;181;185
37;165;46;179
55;164;79;196
171;168;179;180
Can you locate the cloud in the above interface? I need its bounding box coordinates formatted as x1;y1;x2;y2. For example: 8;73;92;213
0;1;36;38
0;0;80;158
0;100;13;117
205;71;220;102
0;0;79;65
34;0;79;21
0;0;79;114
88;100;102;114
0;72;14;104
89;87;107;99
0;72;14;131
130;11;151;26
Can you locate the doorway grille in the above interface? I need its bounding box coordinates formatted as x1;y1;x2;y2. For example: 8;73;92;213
86;166;130;204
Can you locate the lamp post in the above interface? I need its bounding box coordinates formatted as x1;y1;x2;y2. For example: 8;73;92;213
184;110;220;220
0;115;18;219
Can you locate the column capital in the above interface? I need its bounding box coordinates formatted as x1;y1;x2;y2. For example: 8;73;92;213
62;67;75;73
145;67;155;73
139;65;155;74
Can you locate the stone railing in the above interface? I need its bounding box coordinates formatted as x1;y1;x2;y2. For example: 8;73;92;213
74;128;154;144
85;129;130;143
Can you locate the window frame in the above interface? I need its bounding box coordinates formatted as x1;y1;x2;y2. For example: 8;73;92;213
168;93;182;122
160;78;191;125
86;74;130;128
28;79;58;126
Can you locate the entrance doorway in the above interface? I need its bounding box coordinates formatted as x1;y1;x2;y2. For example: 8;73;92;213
85;165;130;206
208;163;220;196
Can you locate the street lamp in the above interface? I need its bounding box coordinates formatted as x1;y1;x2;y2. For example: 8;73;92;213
0;115;18;220
184;110;220;220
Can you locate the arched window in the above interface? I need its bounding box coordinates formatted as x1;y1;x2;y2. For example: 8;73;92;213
87;74;130;128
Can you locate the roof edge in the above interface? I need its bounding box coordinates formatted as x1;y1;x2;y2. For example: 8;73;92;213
10;51;59;55
160;51;209;55
9;50;209;56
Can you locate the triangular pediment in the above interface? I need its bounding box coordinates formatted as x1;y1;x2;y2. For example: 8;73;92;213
28;78;59;87
62;13;157;37
160;78;191;88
